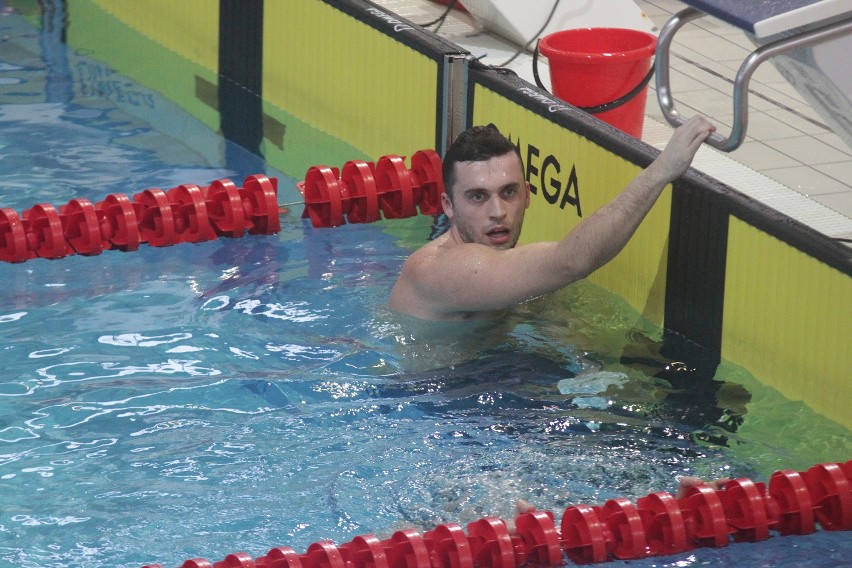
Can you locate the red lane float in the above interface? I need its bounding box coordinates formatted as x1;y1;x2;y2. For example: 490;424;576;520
141;461;852;568
298;149;444;228
561;504;612;564
24;202;70;259
0;175;280;263
98;193;141;251
1;150;444;261
424;523;472;568
679;482;731;548
636;491;692;555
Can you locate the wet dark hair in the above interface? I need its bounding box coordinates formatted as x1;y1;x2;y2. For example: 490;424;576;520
442;124;522;200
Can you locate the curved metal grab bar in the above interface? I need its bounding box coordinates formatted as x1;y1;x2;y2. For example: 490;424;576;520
655;7;852;152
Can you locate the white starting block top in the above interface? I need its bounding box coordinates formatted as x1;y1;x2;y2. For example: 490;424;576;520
682;0;852;38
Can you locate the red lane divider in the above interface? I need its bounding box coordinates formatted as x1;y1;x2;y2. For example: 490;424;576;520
466;518;515;568
770;469;815;535
514;511;561;566
423;523;471;568
636;491;692;555
23;202;71;259
141;461;851;568
804;462;852;531
0;175;280;263
561;503;612;564
601;498;653;560
1;150;444;261
98;193;141;251
298;149;445;228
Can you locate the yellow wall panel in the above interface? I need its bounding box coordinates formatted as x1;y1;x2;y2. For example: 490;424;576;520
722;218;851;429
89;0;218;73
67;0;220;133
263;0;437;160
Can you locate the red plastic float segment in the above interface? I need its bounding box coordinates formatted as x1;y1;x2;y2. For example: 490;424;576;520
301;541;346;568
96;193;141;251
513;510;561;566
804;462;852;531
205;179;250;238
255;546;303;568
409;149;445;216
219;552;257;568
636;491;692;555
560;504;612;564
507;536;527;567
600;498;652;560
60;198;105;256
296;149;445;228
375;155;417;219
424;523;473;568
134;188;178;247
23;203;70;259
213;552;256;568
384;529;431;568
0;207;31;262
342;160;381;224
168;184;217;243
466;518;515;568
302;166;347;228
718;478;776;542
769;470;816;536
678;483;731;548
339;534;389;568
242;174;281;235
181;560;214;568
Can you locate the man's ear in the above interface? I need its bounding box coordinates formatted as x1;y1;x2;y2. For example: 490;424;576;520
524;181;531;209
441;191;454;219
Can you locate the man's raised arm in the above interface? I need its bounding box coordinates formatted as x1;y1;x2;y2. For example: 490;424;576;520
389;116;715;320
553;115;715;281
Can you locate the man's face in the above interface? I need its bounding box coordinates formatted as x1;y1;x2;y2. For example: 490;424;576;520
442;151;530;249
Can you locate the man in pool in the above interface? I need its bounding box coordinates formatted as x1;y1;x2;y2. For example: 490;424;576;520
389;115;716;320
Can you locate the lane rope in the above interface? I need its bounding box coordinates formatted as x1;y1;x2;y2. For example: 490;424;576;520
142;461;851;568
0;149;445;263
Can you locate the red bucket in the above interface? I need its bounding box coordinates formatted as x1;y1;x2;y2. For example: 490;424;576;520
539;28;657;138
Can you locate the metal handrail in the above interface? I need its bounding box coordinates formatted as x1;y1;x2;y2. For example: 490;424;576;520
655;7;852;152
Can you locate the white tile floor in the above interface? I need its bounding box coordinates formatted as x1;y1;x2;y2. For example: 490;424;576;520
376;0;852;244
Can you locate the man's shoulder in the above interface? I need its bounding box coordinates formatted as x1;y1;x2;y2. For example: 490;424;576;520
404;234;451;269
389;235;457;313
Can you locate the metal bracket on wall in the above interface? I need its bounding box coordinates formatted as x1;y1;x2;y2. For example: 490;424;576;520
440;53;470;156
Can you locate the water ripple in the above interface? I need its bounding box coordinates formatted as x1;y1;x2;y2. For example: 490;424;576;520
0;311;28;323
28;347;76;358
233;299;330;322
0;427;40;443
10;515;91;527
97;333;194;347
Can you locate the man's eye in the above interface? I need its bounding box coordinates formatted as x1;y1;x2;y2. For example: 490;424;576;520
503;188;516;198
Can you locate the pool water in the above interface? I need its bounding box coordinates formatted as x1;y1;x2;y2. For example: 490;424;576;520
1;6;850;568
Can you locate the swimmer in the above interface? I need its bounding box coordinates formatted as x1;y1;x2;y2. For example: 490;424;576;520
389;116;715;320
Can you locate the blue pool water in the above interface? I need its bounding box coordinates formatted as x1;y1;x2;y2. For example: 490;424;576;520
1;6;851;568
